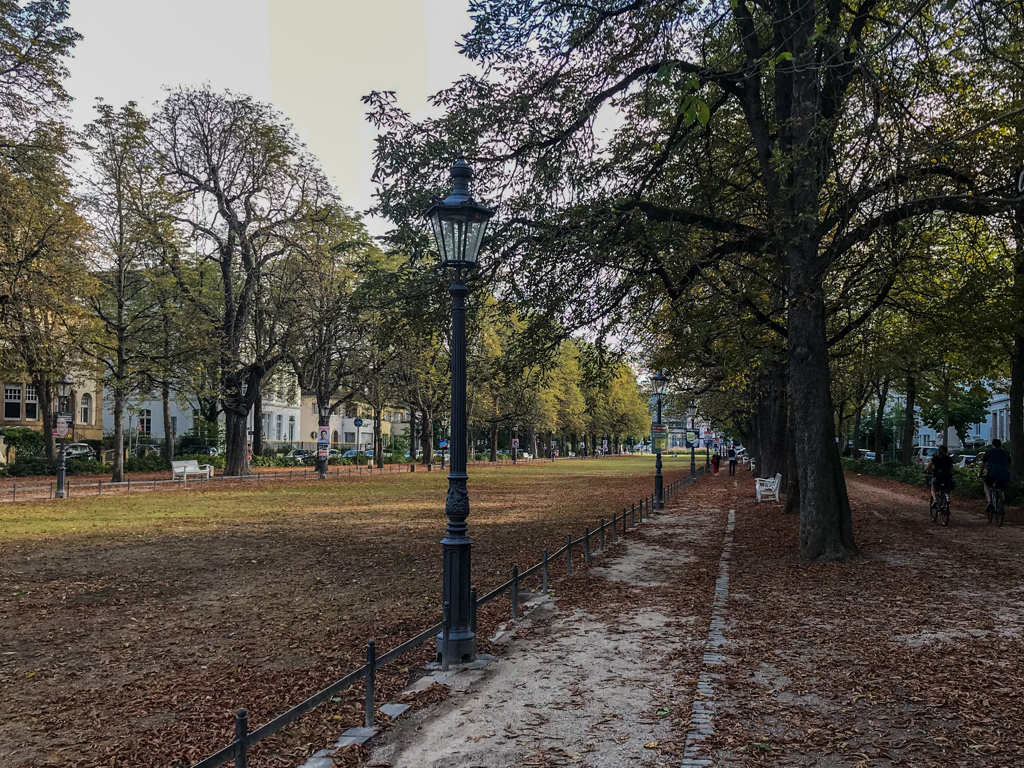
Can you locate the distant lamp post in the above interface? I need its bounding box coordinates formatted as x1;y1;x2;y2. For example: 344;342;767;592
652;371;668;509
425;157;495;665
54;374;74;499
687;399;698;475
317;404;330;480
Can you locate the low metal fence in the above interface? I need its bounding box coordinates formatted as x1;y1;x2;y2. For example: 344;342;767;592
190;465;707;768
0;455;604;503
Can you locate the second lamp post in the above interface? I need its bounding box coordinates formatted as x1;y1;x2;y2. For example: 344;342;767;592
687;399;698;475
652;371;668;509
425;158;495;666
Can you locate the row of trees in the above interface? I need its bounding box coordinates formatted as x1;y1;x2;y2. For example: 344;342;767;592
366;0;1024;560
0;2;651;481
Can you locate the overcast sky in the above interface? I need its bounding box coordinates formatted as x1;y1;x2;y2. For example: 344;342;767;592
66;0;476;231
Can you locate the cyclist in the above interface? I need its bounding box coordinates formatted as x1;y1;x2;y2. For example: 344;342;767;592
979;438;1011;514
925;444;954;510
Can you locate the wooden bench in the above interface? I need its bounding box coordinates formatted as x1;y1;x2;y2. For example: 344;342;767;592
755;472;782;503
171;459;213;480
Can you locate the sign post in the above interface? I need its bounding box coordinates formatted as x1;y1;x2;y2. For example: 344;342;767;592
511;437;519;464
317;426;329;479
353;417;363;467
53;412;74;499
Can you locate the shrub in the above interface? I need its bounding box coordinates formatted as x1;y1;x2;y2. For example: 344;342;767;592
66;458;112;476
177;454;226;469
8;457;55;476
124;455;171;473
0;427;46;460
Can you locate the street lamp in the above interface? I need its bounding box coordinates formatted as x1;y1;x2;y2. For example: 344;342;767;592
55;374;74;499
426;157;495;665
317;404;330;480
687;399;698;475
651;371;668;509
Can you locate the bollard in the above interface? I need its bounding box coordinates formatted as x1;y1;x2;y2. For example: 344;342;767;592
600;518;605;552
127;477;131;493
566;534;572;575
511;565;519;620
234;708;248;768
542;549;549;592
97;480;101;496
11;483;15;502
49;482;53;499
584;527;590;562
365;640;376;728
470;586;478;633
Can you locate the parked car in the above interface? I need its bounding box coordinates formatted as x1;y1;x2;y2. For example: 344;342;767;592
64;443;97;460
290;449;315;464
912;446;938;466
954;454;978;468
342;449;366;459
188;446;219;457
858;449;876;461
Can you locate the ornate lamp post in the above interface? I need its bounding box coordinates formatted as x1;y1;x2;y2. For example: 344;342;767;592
425;158;495;665
54;374;74;499
687;399;698;475
652;371;668;509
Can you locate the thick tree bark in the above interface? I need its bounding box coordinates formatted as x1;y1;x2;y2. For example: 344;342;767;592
755;362;788;480
251;386;263;457
421;411;433;467
901;373;917;466
1011;206;1024;481
374;408;383;468
111;389;126;482
162;384;174;460
788;270;857;560
873;377;889;462
224;407;250;476
409;410;418;461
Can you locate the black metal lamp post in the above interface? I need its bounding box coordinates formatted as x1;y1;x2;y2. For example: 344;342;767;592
687;399;698;475
55;374;73;499
652;371;668;509
318;404;329;480
426;158;495;665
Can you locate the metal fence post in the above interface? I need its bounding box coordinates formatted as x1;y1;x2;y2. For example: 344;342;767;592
97;480;101;496
584;527;590;562
365;640;376;728
566;534;572;575
234;708;248;768
612;512;618;542
127;477;131;493
542;549;549;592
623;507;628;534
511;565;519;620
600;519;605;552
11;483;14;502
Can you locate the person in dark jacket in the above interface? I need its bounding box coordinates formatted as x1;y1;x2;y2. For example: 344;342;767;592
925;444;954;509
711;452;720;474
980;439;1012;513
727;445;737;475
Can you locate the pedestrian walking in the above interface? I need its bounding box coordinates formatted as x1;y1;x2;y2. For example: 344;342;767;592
728;445;737;475
711;452;720;474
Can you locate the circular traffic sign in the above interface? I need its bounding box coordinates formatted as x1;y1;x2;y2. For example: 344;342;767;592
353;417;363;427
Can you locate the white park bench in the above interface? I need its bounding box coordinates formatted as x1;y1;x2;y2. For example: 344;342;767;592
171;459;213;480
755;472;783;503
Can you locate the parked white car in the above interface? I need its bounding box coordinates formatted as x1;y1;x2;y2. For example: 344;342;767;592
912;446;939;466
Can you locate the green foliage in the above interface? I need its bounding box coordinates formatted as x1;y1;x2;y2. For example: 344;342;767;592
7;457;55;476
251;455;301;468
177;454;226;470
0;427;46;460
124;455;170;473
840;458;1010;501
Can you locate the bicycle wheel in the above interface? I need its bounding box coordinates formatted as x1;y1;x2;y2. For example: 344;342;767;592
940;495;950;526
987;501;994;524
996;491;1005;527
930;499;938;523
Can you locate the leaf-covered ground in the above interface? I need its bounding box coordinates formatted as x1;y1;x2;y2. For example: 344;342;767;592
0;457;687;768
704;472;1024;767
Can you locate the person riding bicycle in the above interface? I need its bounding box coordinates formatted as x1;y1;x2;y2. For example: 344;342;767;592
979;438;1011;513
925;444;954;509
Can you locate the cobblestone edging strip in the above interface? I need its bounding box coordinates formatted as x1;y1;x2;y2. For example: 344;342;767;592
681;508;735;767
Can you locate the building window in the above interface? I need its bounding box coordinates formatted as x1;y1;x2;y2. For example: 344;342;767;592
24;385;38;421
275;414;283;441
288;415;295;442
4;385;21;420
80;393;93;425
344;431;355;443
139;408;152;436
332;430;339;444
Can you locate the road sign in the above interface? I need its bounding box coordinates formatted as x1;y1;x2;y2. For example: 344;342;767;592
439;440;449;449
318;427;329;444
318;444;329;458
54;412;73;438
353;417;363;427
511;438;519;449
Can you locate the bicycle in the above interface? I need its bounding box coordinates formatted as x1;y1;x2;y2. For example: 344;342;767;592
986;479;1005;527
934;484;951;526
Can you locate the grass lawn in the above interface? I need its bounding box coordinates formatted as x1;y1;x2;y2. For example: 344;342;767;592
0;455;689;768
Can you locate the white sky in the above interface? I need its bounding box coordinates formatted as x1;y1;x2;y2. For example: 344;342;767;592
66;0;476;232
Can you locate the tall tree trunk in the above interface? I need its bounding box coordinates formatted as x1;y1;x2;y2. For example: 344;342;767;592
409;410;418;461
251;386;263;457
756;362;788;480
873;377;890;462
901;373;917;466
111;388;126;482
788;269;856;560
162;383;174;459
38;380;54;461
489;421;498;461
851;405;863;457
1010;204;1024;481
224;407;250;476
421;410;433;466
784;414;800;515
374;408;383;468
